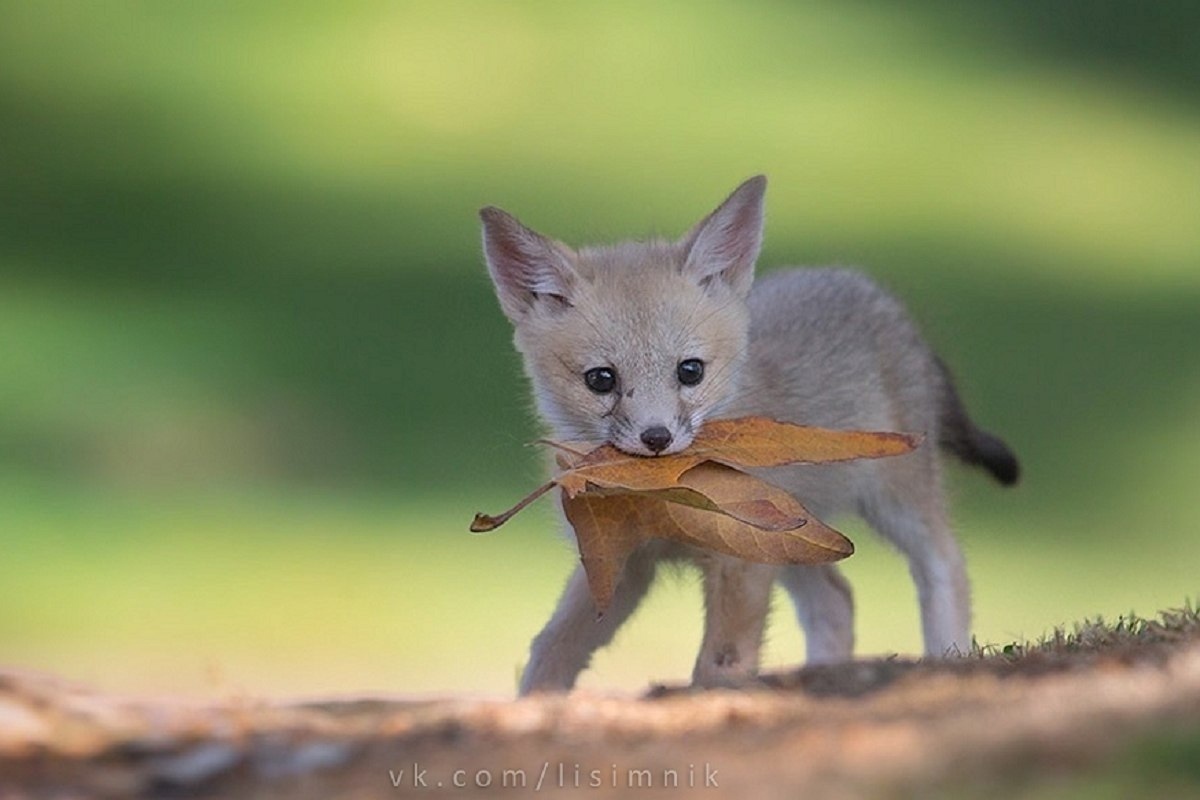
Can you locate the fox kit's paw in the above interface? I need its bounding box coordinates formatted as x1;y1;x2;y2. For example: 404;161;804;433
518;656;579;697
517;681;570;697
691;645;760;689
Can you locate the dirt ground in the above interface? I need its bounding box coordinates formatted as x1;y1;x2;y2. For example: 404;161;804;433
3;608;1200;799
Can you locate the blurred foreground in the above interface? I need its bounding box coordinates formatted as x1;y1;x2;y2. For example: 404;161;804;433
4;607;1199;798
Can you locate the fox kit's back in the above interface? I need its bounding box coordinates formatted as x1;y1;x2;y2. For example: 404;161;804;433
481;176;1018;694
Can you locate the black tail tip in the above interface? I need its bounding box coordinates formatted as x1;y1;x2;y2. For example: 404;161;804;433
976;431;1021;486
988;451;1021;486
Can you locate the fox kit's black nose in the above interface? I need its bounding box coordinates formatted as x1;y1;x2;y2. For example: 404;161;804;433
640;426;673;454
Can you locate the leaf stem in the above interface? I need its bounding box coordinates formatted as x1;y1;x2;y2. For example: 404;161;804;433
469;480;557;533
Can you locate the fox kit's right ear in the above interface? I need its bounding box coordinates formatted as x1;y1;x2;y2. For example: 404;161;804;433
480;206;579;322
680;175;766;299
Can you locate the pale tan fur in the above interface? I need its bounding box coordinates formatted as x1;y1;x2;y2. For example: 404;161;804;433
481;176;999;694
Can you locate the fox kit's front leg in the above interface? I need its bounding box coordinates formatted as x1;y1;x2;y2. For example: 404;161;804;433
778;563;855;663
693;556;779;686
519;549;657;695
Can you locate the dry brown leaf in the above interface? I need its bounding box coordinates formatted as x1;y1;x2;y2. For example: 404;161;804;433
555;445;700;498
564;488;853;615
586;462;808;532
470;416;920;613
553;417;917;493
689;416;919;467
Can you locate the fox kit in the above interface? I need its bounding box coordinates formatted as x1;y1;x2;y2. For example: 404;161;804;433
480;176;1018;695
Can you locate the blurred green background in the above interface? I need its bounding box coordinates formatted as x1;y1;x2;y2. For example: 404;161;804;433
1;1;1197;698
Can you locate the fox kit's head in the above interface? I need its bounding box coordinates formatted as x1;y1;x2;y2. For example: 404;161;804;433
481;176;766;456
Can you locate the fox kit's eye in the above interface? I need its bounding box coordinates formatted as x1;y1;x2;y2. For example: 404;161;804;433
677;359;705;386
584;366;617;394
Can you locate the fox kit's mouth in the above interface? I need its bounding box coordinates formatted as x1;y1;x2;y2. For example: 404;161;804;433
611;434;694;458
613;445;672;458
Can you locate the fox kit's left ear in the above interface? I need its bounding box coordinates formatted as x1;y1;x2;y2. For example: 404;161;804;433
680;175;766;298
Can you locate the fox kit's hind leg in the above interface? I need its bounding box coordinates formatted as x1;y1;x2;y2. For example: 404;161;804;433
778;564;855;663
693;557;778;686
519;552;657;695
862;458;971;656
878;499;970;656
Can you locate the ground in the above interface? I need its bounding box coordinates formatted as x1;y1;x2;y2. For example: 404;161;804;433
3;607;1199;799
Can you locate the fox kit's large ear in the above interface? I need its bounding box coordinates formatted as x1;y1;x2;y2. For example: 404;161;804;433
480;206;578;322
680;175;766;298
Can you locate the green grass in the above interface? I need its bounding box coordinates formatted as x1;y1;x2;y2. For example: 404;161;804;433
969;602;1200;660
0;2;1198;697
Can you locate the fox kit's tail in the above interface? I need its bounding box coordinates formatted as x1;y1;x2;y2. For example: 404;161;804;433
935;357;1020;486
